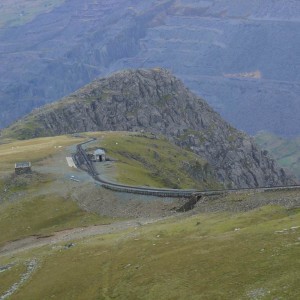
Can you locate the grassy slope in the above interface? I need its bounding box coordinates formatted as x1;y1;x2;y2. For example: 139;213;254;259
0;263;27;296
88;132;221;190
1;203;299;299
1;133;299;299
0;132;220;190
0;130;218;247
0;134;120;246
0;135;82;174
0;193;113;247
255;131;300;179
0;0;65;28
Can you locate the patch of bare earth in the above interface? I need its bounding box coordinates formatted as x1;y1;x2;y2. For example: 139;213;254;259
0;218;164;257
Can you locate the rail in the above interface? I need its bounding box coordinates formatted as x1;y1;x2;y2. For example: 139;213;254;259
73;139;300;199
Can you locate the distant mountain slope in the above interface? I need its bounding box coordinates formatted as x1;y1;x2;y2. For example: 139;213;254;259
5;68;294;188
0;0;159;128
0;0;65;28
255;132;300;179
0;0;299;137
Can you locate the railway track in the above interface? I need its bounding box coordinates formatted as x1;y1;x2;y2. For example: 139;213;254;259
73;139;300;199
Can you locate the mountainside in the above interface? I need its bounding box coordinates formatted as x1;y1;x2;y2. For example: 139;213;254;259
87;132;220;190
0;0;299;137
0;0;65;28
255;131;300;180
1;134;300;299
5;68;294;188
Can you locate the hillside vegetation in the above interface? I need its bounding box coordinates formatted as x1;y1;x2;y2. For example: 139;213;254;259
255;131;300;179
0;133;300;299
0;135;82;174
1;204;300;299
87;132;220;190
0;130;219;246
0;134;121;246
0;191;113;248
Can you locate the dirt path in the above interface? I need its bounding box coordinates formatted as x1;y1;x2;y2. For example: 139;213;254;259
0;218;163;257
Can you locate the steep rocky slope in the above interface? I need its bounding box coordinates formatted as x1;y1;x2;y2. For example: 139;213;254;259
0;0;299;137
6;68;294;188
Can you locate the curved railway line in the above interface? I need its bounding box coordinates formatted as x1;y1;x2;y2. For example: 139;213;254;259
73;139;300;200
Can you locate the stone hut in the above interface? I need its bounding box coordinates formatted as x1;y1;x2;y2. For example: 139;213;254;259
15;162;32;175
94;149;106;162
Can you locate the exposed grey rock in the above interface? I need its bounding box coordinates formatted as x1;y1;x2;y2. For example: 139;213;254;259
0;264;14;273
0;0;299;137
7;68;295;188
0;260;37;300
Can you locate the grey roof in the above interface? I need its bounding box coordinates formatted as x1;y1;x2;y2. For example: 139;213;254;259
94;149;105;155
15;162;31;168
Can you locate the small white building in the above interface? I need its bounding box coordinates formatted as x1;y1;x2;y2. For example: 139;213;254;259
94;149;106;162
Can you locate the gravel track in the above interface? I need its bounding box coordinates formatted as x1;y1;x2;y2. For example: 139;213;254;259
0;218;164;257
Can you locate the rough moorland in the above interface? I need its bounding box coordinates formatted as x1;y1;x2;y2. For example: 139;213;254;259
1;204;300;299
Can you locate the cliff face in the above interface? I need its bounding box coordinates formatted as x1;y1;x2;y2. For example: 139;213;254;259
1;0;300;137
7;68;294;188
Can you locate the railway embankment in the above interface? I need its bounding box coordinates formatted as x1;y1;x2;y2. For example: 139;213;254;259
73;140;300;213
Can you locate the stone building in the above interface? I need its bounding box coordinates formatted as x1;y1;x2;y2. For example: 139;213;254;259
93;149;106;162
15;162;32;175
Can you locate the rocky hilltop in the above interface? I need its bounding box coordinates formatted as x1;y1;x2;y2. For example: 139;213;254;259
6;68;294;188
0;0;299;137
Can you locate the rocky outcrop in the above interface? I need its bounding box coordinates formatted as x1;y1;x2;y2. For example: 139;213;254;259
0;0;300;137
7;68;295;188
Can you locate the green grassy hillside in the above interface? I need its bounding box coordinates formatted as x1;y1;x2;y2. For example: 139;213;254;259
255;131;300;179
0;134;120;246
1;203;299;299
87;132;221;190
0;131;219;246
0;135;82;174
0;190;113;247
1;132;300;299
0;0;65;28
0;131;220;191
